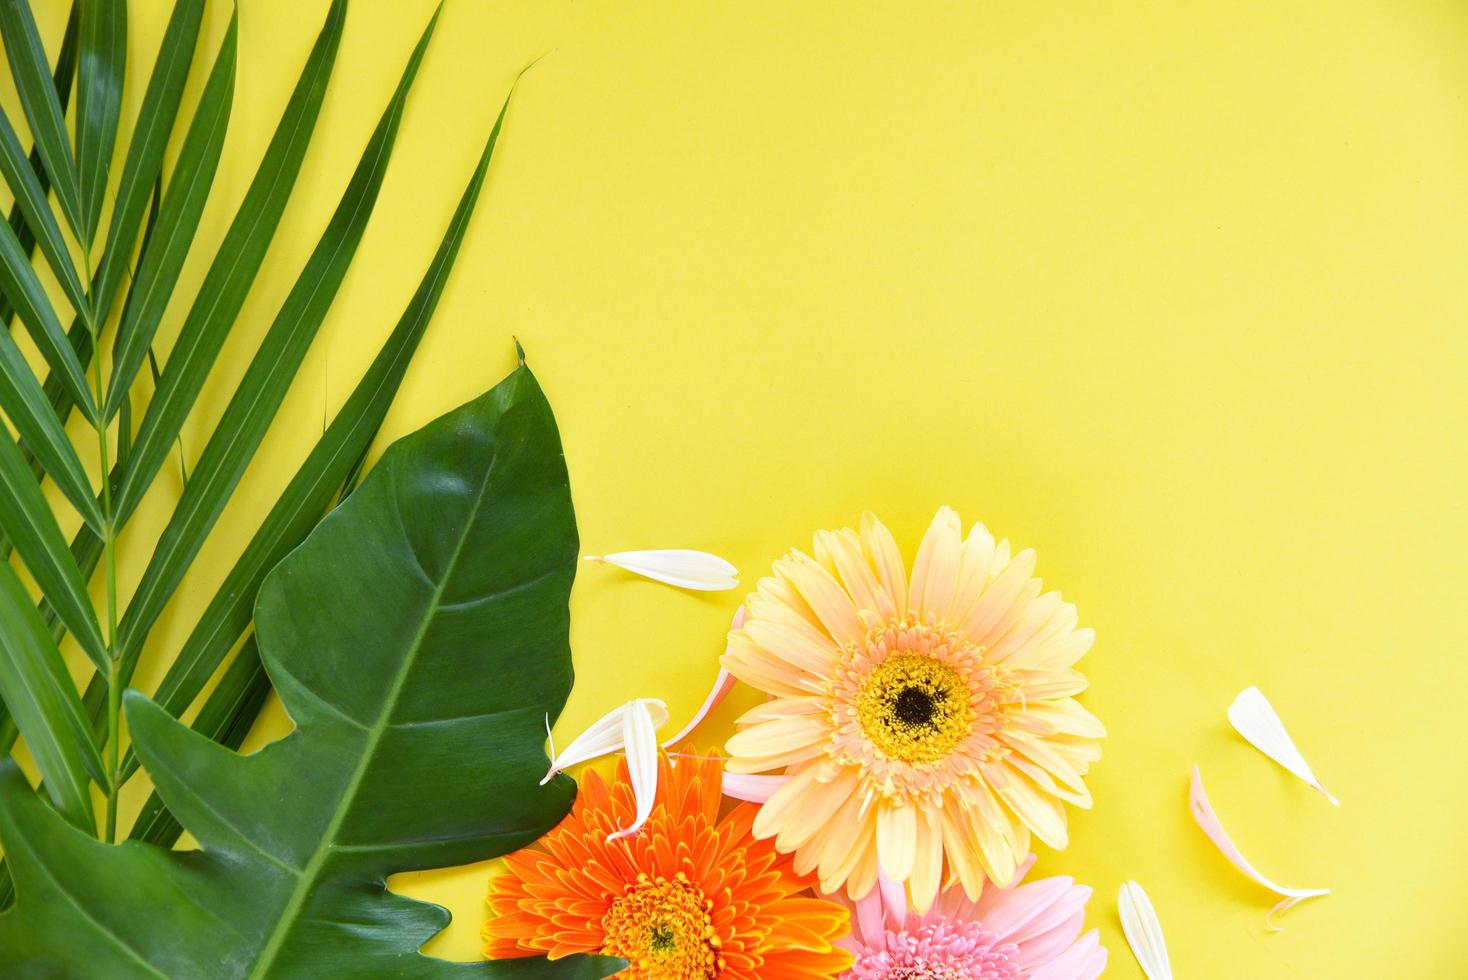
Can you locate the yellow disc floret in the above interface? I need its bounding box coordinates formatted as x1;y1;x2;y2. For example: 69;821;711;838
856;653;973;764
601;871;720;979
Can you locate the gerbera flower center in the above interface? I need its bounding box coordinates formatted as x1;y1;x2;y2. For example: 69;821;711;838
601;871;721;979
857;654;973;764
850;922;1024;980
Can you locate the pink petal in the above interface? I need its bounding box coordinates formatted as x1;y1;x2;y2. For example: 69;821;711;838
664;606;747;748
1027;927;1107;980
721;772;788;803
1188;765;1329;928
977;876;1075;941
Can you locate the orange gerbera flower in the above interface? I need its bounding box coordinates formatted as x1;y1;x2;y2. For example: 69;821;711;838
484;749;853;979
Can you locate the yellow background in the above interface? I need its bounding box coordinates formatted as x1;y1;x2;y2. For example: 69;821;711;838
14;0;1468;975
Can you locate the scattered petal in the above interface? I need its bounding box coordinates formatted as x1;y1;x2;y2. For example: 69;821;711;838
1228;686;1338;805
1188;766;1330;927
607;699;659;840
584;549;739;591
663;606;748;747
540;698;669;785
663;668;734;749
1118;881;1172;980
722;772;789;802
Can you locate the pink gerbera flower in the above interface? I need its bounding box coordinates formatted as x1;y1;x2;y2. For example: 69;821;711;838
835;859;1106;980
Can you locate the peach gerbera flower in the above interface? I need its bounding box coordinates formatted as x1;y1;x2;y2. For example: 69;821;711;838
484;748;853;978
722;508;1104;909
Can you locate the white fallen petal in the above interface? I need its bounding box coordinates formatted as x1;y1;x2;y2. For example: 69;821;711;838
585;550;739;591
1118;881;1172;980
1228;686;1339;805
607;699;659;840
541;698;669;785
1189;766;1330;928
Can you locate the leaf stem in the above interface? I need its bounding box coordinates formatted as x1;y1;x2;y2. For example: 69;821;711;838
81;247;121;843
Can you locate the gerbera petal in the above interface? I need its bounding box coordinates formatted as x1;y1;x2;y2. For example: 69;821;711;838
814;786;871;883
541;698;669;784
606;699;659;840
822;799;879;895
876;801;918;881
752;763;822;839
979;875;1076;939
584;549;739;590
663;669;735;749
1118;880;1173;980
907;811;944;913
722;771;788;803
1228;686;1338;805
737;695;828;724
947;521;999;622
726;715;828;771
745;575;847;653
985;590;1067;665
1024;625;1096;671
779;552;866;644
960;782;1023;888
847;839;882;899
1189;766;1329;926
860;511;907;617
908;505;963;619
1003;731;1092;799
1020;698;1107;738
1027;927;1107;980
722;642;819;698
1005;753;1093;809
990;764;1069;849
1017;904;1091;964
877;868;908;931
960;548;1038;644
741;618;841;676
852;883;887;949
814;527;884;613
1006;667;1089;699
938;806;988;899
776;769;859;850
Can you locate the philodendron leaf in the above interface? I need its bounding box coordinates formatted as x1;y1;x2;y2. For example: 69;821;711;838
0;364;622;979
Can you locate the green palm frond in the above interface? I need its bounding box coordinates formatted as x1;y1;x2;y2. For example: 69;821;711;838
0;9;541;964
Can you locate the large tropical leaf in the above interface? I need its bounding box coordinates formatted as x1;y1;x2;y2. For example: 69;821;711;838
0;363;619;979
